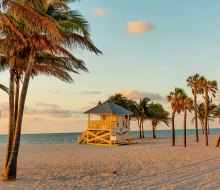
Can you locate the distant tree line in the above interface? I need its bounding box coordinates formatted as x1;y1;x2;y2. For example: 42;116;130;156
108;94;170;139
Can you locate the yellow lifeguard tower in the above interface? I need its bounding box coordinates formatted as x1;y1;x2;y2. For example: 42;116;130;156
78;101;135;146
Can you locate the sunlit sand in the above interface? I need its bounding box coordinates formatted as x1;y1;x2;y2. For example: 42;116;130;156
1;134;220;189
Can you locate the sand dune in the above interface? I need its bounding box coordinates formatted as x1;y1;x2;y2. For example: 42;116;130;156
1;134;220;190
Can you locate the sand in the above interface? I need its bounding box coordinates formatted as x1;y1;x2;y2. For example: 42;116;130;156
0;134;220;190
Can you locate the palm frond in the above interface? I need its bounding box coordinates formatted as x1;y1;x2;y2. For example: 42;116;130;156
8;1;63;42
32;64;73;83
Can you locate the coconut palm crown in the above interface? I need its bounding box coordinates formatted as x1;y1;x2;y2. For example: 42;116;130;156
199;76;218;146
167;87;187;146
187;73;203;143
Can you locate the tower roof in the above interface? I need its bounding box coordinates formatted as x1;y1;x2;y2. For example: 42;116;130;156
85;101;133;115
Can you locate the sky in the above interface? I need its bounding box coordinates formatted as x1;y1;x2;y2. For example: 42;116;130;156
1;0;220;134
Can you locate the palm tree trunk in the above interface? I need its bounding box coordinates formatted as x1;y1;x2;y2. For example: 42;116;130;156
184;109;187;147
141;121;144;138
208;121;210;134
2;70;15;178
137;119;142;139
215;134;220;147
204;90;209;146
193;92;199;143
201;122;204;134
14;77;20;133
171;110;176;146
3;51;35;181
152;124;156;139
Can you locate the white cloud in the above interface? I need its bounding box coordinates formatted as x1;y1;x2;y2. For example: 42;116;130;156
93;7;106;16
80;90;101;95
36;102;60;108
126;21;154;35
121;89;164;100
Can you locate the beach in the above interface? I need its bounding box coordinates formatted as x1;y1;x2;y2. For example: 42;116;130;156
1;134;220;190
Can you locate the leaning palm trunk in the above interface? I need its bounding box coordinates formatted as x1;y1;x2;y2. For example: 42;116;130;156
201;122;204;134
204;90;209;146
141;121;144;138
193;92;199;143
152;125;156;139
184;109;187;147
171;110;176;146
139;125;142;139
208;121;210;134
137;119;142;139
2;70;15;177
3;51;35;181
14;77;20;132
215;134;220;147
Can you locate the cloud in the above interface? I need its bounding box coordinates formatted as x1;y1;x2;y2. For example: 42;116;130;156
126;21;154;35
36;102;60;109
24;107;83;117
80;90;101;95
121;89;164;100
0;102;83;118
24;117;45;123
93;7;106;16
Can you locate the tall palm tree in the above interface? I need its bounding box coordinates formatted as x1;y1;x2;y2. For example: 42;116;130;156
187;73;203;143
1;0;102;181
167;87;186;146
181;96;193;147
0;1;66;180
193;103;205;134
199;76;218;146
207;103;217;134
108;94;150;139
212;104;220;147
132;97;150;139
213;104;220;123
193;103;215;134
148;102;170;139
0;50;81;179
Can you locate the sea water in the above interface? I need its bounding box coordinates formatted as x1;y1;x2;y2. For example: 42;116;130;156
0;129;220;148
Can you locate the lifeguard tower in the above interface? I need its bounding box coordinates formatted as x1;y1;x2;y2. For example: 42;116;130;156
78;101;135;146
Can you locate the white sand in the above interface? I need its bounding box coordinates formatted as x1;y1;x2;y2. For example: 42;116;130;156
1;134;220;190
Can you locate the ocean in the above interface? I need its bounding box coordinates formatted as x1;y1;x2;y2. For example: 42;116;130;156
0;129;220;148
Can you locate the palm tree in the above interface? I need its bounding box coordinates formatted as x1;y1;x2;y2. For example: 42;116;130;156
212;104;220;147
0;1;65;180
181;96;193;147
187;73;203;143
108;94;129;109
199;76;218;146
167;88;186;146
193;103;215;134
1;0;102;181
148;103;170;139
132;98;150;139
213;104;220;123
193;103;205;134
207;103;217;134
215;134;220;147
0;50;82;180
108;94;150;139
